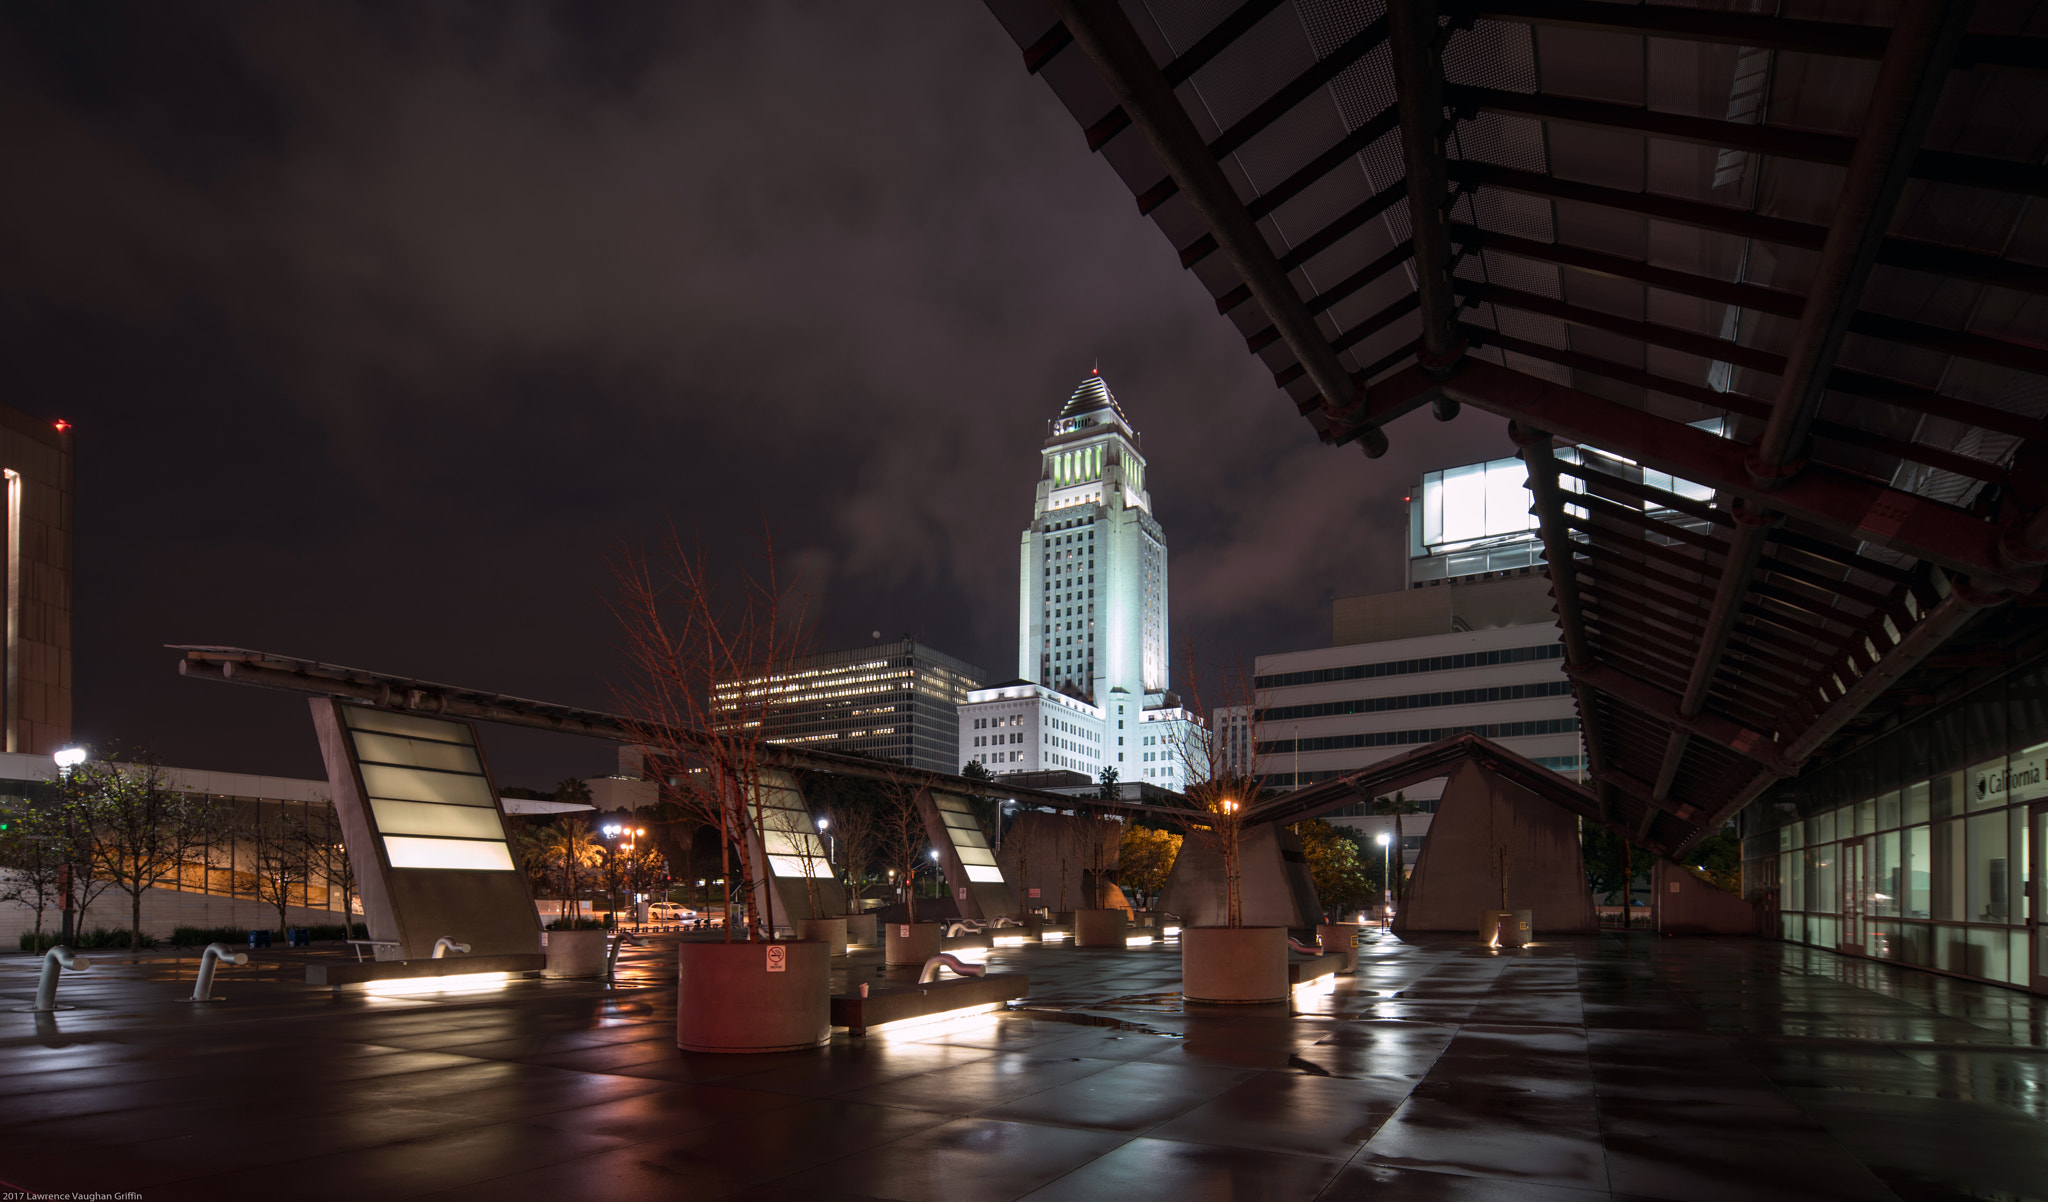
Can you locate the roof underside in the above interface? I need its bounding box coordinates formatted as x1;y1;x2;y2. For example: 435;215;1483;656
989;0;2048;857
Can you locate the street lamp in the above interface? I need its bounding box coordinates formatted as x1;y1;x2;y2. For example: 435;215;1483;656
53;746;85;776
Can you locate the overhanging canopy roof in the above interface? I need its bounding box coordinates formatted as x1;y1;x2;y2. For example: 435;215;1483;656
989;0;2048;856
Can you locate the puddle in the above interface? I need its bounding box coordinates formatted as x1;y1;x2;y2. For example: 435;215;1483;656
1005;1007;1185;1038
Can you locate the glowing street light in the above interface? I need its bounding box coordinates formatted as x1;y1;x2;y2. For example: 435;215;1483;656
53;746;86;775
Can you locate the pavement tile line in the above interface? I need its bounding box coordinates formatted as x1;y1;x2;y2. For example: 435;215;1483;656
2;931;2046;1200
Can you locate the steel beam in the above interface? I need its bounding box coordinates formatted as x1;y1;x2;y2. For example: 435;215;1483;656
1082;0;1289;147
1446;85;2048;198
1463;0;2040;73
1448;162;2048;297
1052;0;1389;455
1513;428;1610;814
1372;358;2040;590
1661;0;1969;803
1387;0;1465;395
1570;663;1794;775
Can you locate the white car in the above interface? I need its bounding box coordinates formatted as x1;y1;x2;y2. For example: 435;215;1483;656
647;902;697;921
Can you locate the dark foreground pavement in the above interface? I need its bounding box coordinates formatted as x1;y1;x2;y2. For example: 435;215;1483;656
2;929;2043;1200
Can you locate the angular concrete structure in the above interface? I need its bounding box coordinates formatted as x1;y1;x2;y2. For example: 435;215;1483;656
1395;761;1597;935
311;700;543;960
1158;823;1321;930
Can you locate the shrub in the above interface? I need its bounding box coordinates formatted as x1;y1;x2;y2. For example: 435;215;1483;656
168;923;367;947
546;916;610;931
20;927;153;951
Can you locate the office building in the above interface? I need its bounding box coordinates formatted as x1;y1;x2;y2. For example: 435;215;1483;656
722;637;984;775
959;372;1199;788
0;405;72;754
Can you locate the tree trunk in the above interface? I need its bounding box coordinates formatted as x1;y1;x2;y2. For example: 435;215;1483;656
131;889;144;950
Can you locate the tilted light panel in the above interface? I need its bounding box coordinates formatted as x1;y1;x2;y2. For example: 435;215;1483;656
345;707;515;872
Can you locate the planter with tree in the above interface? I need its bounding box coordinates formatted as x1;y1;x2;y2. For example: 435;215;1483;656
614;534;829;1052
1172;657;1288;1004
875;767;943;966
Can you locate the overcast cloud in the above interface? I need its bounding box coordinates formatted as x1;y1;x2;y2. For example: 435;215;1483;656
0;1;1504;785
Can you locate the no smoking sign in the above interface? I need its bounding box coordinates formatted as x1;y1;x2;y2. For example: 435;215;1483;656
765;944;786;973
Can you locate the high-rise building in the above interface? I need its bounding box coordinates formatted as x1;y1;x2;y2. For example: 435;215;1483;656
722;638;985;775
0;405;71;755
1019;371;1166;703
960;373;1198;790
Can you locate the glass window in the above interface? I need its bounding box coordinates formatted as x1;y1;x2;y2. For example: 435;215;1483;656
1906;825;1931;918
1939;925;1971;975
1781;851;1800;911
1966;811;2011;923
1967;927;2008;981
1932;819;1965;922
2020;808;2034;925
1816;841;1838;914
1968;757;2007;811
1810;810;1836;845
1856;798;1876;835
1932;772;1960;820
1877;790;1900;831
1874;831;1901;917
1904;780;1930;825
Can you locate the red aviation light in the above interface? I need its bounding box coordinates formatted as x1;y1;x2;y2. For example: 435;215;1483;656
53;419;71;433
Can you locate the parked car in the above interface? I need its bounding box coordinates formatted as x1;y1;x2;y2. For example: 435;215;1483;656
647;902;697;922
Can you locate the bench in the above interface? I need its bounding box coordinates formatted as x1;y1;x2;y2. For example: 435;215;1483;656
1288;953;1343;986
830;973;1029;1037
346;939;401;963
307;952;547;987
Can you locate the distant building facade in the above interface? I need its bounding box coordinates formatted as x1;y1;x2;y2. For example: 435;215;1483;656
1228;452;1595;856
0;406;72;755
724;637;985;775
958;373;1199;788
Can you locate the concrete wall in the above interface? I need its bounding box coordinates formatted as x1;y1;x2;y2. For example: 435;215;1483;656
1158;823;1321;929
1395;761;1597;934
1653;860;1757;935
996;810;1119;911
2;885;350;944
1332;575;1552;646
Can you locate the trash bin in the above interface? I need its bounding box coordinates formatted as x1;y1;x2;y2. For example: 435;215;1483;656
288;928;310;947
247;929;273;949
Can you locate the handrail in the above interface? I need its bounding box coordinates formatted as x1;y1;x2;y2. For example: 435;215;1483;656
918;953;988;984
607;930;643;981
1287;936;1322;955
190;942;249;1002
431;937;470;959
34;946;90;1011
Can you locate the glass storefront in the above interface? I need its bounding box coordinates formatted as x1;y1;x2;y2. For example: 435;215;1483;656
1742;656;2048;992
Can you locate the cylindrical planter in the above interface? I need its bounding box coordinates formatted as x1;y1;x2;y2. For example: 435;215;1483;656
1181;926;1288;1004
843;912;877;947
797;917;848;956
1318;923;1361;973
1074;909;1129;947
543;928;608;979
884;921;945;967
677;939;829;1053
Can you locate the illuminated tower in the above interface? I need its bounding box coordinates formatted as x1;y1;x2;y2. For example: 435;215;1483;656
1019;371;1167;708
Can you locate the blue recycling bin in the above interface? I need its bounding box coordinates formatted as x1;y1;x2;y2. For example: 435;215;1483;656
287;928;310;947
247;929;272;948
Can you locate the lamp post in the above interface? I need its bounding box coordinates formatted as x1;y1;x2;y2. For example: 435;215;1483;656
1376;832;1392;926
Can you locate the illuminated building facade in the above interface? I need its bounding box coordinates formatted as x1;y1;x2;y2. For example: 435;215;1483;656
959;373;1197;789
722;638;985;774
0;405;71;754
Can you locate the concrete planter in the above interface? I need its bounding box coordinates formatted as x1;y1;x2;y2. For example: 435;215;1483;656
1318;923;1361;973
1480;909;1533;947
543;928;608;979
843;913;877;947
676;939;829;1053
884;921;945;967
1181;926;1288;1004
1073;909;1128;947
796;917;848;956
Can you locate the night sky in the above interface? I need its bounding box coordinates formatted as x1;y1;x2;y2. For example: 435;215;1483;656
1;2;1505;788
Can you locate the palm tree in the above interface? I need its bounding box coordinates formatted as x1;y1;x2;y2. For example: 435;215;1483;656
1370;790;1424;910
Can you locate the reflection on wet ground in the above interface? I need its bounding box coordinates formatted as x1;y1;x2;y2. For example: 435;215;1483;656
0;930;2043;1199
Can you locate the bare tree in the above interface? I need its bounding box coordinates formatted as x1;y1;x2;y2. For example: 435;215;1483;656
73;755;223;950
297;802;357;933
1168;646;1269;929
871;767;932;923
251;804;313;935
610;530;814;943
0;803;66;950
818;781;880;905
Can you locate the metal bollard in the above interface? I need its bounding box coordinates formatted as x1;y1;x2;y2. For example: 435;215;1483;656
1287;936;1322;955
33;946;90;1012
431;937;470;959
607;930;643;981
918;953;987;984
190;942;249;1002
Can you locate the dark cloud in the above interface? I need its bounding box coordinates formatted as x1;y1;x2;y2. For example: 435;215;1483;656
0;1;1506;786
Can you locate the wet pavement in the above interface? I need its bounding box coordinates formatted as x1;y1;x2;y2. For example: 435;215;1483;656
1;930;2044;1200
